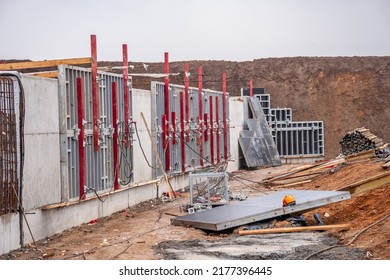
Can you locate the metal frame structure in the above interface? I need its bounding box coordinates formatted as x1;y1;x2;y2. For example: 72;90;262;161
58;65;133;201
189;172;229;207
151;81;229;176
241;88;324;157
0;76;19;215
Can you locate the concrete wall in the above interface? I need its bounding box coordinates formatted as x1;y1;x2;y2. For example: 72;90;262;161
227;97;245;172
20;76;62;210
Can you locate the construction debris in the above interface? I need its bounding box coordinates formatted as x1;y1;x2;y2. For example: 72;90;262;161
340;127;383;156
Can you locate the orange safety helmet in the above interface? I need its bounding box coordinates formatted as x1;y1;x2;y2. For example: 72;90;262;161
282;194;296;207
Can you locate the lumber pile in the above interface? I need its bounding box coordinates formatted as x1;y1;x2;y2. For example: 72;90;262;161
340;127;383;156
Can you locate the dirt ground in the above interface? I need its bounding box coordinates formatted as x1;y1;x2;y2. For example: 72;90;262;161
1;158;389;261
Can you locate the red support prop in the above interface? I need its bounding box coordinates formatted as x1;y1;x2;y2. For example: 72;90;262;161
249;80;253;97
184;64;190;142
77;77;86;200
172;111;177;145
198;66;204;166
209;96;215;165
112;81;119;191
91;34;99;151
162;114;167;153
179;91;186;172
216;95;221;164
122;44;130;144
164;52;170;171
222;71;228;161
204;113;208;142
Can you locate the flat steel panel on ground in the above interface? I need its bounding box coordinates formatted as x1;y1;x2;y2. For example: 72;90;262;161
172;190;351;231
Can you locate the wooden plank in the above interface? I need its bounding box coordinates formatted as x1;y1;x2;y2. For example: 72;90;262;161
345;149;374;162
382;162;390;169
0;57;92;70
238;224;350;235
337;171;390;196
276;180;312;188
25;71;59;78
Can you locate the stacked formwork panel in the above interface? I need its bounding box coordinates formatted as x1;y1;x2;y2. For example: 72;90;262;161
242;88;324;158
58;65;133;201
151;82;229;176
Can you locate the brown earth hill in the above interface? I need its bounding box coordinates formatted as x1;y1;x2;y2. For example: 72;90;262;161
100;57;389;159
5;56;390;158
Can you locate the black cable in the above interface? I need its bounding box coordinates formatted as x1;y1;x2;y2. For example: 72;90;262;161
134;122;158;169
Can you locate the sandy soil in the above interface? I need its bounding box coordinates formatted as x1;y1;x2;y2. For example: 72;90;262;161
1;159;388;260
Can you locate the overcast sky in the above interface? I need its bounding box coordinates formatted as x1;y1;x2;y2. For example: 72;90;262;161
1;0;389;62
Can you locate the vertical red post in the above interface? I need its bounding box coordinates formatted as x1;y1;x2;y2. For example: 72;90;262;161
91;34;99;151
77;77;86;200
184;64;190;142
179;91;186;172
172;112;177;145
222;71;228;161
216;95;221;164
112;82;119;191
164;52;170;171
204;113;208;142
249;80;253;97
123;44;130;143
209;96;215;165
198;66;204;166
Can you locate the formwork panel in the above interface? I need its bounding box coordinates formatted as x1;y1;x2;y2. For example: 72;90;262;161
59;65;133;200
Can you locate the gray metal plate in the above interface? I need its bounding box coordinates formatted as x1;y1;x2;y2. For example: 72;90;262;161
172;190;351;231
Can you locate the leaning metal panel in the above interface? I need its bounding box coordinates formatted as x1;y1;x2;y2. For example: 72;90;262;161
0;76;19;215
60;65;133;200
152;81;229;176
173;190;351;231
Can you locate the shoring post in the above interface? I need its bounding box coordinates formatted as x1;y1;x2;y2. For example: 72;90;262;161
164;52;170;171
91;34;99;151
112;82;119;190
77;77;86;199
198;66;204;166
184;64;190;142
209;96;215;165
222;71;228;161
249;80;253;97
122;44;130;144
216;95;221;163
180;91;186;172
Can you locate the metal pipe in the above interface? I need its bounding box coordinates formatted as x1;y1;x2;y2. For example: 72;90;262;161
123;44;130;145
164;52;170;171
184;64;190;142
90;34;99;151
77;77;86;199
222;71;228;161
198;66;204;166
216;95;221;163
249;80;253;97
112;81;119;190
180;91;186;172
209;96;214;165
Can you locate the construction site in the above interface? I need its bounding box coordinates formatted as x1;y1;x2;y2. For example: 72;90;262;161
0;35;389;261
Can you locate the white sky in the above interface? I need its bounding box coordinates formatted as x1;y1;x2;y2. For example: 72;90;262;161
0;0;389;62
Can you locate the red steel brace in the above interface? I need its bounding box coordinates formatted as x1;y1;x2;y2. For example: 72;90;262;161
250;80;253;97
164;52;170;171
112;81;119;190
222;71;228;161
198;66;204;167
91;34;99;151
209;96;215;165
179;91;186;172
184;64;190;142
216;95;221;164
204;113;208;142
77;77;86;200
123;44;130;145
172;111;177;145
